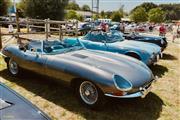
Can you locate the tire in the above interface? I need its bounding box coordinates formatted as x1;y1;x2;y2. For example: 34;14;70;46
75;80;106;109
7;59;21;77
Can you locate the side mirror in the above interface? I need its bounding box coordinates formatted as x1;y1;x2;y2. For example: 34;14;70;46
19;46;26;52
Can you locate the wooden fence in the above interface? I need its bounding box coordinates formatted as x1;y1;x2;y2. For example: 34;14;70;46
0;18;78;49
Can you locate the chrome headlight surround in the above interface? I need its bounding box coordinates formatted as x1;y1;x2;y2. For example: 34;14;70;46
113;75;132;91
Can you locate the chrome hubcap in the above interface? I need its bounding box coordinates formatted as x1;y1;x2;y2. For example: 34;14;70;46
9;60;18;75
79;81;98;105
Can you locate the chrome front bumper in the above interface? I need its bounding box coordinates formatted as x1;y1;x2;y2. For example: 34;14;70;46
105;79;156;99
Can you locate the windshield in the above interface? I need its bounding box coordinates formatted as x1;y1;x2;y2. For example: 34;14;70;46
83;30;124;43
26;40;83;55
43;40;83;54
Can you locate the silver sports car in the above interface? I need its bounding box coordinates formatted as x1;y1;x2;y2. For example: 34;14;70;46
1;39;155;109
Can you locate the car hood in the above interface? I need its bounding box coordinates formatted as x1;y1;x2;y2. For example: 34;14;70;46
52;49;154;86
0;83;50;120
111;40;161;54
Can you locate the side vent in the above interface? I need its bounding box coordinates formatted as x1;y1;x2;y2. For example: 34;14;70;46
72;54;88;59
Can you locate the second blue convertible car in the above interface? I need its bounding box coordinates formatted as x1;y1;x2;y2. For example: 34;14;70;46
64;30;162;65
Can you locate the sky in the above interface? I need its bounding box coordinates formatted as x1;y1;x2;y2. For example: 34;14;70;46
14;0;180;12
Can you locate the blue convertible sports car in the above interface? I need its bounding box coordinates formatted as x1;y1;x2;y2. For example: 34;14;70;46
64;30;162;66
1;39;155;109
123;32;168;51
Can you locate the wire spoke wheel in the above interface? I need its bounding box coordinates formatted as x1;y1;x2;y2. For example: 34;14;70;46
79;81;98;105
9;59;19;75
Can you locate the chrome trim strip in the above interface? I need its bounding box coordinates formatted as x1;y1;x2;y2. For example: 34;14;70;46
105;91;143;98
106;79;155;98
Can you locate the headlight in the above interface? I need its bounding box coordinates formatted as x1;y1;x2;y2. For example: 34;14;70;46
113;75;132;91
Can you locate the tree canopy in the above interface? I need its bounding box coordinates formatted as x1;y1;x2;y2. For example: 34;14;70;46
130;7;148;22
148;8;165;23
66;2;80;10
0;0;11;16
65;10;84;21
25;0;68;20
131;2;157;13
130;2;180;22
81;4;90;11
111;11;123;22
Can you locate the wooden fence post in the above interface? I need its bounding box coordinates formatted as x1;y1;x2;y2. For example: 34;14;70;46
26;18;30;33
45;19;48;40
16;10;21;44
59;24;62;40
0;26;2;49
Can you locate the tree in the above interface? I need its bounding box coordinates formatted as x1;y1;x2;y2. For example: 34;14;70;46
25;0;68;20
148;8;165;23
111;11;123;22
17;0;26;17
65;10;78;20
131;2;157;13
77;14;84;21
66;2;80;10
81;4;90;11
130;7;148;22
100;11;105;18
0;0;11;16
159;4;180;21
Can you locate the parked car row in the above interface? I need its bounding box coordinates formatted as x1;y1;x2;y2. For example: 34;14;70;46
0;29;168;118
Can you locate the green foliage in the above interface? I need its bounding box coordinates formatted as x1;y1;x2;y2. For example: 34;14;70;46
111;11;123;22
130;7;148;22
66;2;80;10
159;4;180;20
0;0;11;16
17;0;26;17
81;4;90;11
100;11;105;18
132;2;157;13
148;8;165;23
25;0;68;20
92;14;98;20
65;10;77;20
77;14;84;21
131;2;180;22
65;10;84;21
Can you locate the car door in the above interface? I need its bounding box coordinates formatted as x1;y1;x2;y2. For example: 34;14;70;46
21;50;47;75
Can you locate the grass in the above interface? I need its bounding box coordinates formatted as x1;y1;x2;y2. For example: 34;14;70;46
0;36;180;120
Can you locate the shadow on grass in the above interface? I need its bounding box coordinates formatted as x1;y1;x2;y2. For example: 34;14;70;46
162;53;177;60
0;69;164;120
149;64;168;78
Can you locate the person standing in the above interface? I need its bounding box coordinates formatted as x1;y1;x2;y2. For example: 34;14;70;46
172;24;178;42
159;24;166;36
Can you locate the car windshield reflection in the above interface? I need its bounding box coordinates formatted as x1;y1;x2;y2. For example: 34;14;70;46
83;30;124;43
43;40;83;54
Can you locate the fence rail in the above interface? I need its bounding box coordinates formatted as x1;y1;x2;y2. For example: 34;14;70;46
0;18;78;49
